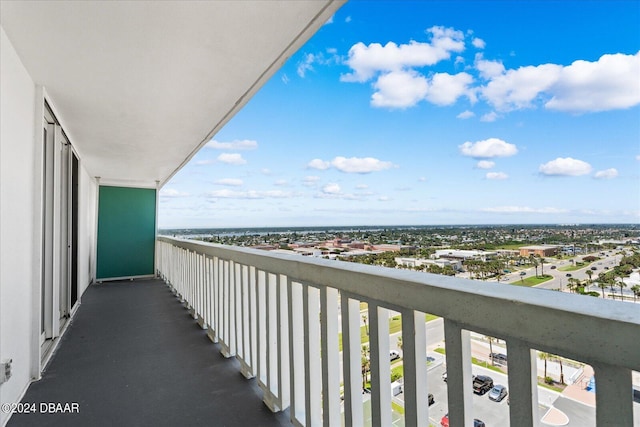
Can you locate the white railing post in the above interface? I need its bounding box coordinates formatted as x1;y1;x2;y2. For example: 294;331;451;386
401;309;427;427
443;320;473;427
369;304;391;427
507;339;539;427
320;286;340;427
341;294;364;427
303;285;321;426
288;280;305;425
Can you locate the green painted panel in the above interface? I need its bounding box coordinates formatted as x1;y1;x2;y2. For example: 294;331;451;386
97;186;156;279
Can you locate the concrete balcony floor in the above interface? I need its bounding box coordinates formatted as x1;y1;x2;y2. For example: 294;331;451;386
9;279;291;427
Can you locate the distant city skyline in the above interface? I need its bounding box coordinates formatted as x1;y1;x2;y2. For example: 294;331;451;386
159;0;640;228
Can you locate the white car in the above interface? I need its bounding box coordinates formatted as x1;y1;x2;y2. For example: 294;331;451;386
390;350;401;361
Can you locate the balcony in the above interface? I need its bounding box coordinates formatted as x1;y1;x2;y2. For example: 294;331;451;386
15;237;638;426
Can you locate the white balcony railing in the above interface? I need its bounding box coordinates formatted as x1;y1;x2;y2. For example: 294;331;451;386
156;236;639;427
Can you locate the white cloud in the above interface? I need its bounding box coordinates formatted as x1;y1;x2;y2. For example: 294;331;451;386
475;54;505;79
207;189;293;199
378;196;391;201
281;74;289;84
324;15;334;25
418;177;427;182
371;70;428;108
195;159;215;166
482;206;569;214
480;111;499;122
322;183;341;194
482;63;562;111
217;153;246;165
539;157;592;176
345;16;352;23
457;110;475;119
206;139;258;150
636;155;640;161
302;176;320;186
159;188;189;198
331;156;395;173
307;156;395;174
274;179;289;186
545;52;640;112
486;172;508;180
425;72;475;105
214;178;243;186
481;51;640;112
355;184;369;190
297;53;315;78
341;26;465;82
307;159;331;170
459;138;518;158
472;38;486;49
594;168;618;179
476;160;495;169
261;168;272;175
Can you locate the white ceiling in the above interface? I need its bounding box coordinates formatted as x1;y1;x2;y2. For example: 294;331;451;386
1;0;344;188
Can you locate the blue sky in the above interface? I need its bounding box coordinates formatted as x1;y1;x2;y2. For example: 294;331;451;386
158;0;640;229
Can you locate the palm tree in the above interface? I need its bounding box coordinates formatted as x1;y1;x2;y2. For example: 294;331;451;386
530;255;539;277
397;336;403;351
616;276;627;301
361;344;370;390
485;336;495;365
539;257;545;276
631;285;640;303
597;273;608;298
539;351;550;381
556;355;565;385
567;278;579;293
585;269;593;286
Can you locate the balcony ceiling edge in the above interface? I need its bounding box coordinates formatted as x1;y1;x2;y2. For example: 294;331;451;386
1;0;346;187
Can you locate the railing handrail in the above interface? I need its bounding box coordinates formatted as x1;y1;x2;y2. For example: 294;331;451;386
157;236;640;371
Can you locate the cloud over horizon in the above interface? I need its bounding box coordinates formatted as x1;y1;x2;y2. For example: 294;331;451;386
460;138;518;158
539;157;592;176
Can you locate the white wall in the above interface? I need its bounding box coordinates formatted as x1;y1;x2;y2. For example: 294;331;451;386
1;26;98;426
78;165;97;296
0;26;37;426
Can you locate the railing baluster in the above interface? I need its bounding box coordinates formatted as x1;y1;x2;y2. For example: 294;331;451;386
369;304;391;427
507;339;539;427
288;279;305;425
402;309;427;427
341;294;363;427
278;274;290;411
257;269;267;386
304;285;321;426
443;320;473;427
593;363;634;426
320;286;340;427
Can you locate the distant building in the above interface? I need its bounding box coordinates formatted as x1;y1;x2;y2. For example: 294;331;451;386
371;244;415;252
433;249;496;261
519;245;559;257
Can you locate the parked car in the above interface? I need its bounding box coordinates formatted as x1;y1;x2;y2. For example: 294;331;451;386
566;273;572;277
519;271;526;276
440;414;485;427
488;384;508;402
591;266;597;270
473;375;494;395
428;393;435;406
390;350;401;361
490;352;508;365
550;265;556;269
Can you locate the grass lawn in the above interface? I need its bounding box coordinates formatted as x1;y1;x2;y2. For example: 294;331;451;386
512;274;553;287
559;263;588;272
433;347;505;373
